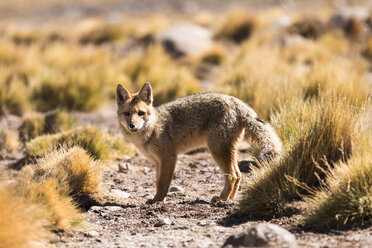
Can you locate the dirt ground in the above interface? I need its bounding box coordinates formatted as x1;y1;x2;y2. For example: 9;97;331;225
50;150;372;248
1;103;371;247
1;0;372;247
2;103;367;248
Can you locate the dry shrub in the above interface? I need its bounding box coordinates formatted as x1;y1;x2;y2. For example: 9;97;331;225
80;23;128;45
362;37;372;59
0;128;19;154
304;57;369;105
0;71;29;115
216;34;369;119
19;110;74;141
193;43;227;66
33;146;102;196
17;176;82;230
122;44;201;106
344;16;365;39
0;182;50;248
287;18;327;39
303;143;372;229
32;68;105;112
239;96;365;216
215;10;257;43
216;41;305;119
25;126;136;160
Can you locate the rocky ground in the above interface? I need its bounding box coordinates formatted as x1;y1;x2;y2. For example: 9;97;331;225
1;102;371;248
49;151;372;248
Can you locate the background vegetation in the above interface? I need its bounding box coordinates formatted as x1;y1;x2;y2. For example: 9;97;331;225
0;0;371;245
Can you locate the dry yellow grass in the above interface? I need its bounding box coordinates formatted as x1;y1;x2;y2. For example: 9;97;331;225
0;182;51;248
239;95;366;216
215;10;257;43
34;146;102;196
0;128;19;153
303;146;372;229
25;126;136;160
19;110;74;141
121;44;201;106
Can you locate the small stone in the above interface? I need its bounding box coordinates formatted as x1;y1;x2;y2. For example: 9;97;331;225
118;163;129;173
84;231;100;238
89;206;104;212
197;221;208;226
111;189;131;199
223;223;297;248
142;167;150;175
104;206;122;212
154;218;171;227
169;186;184;192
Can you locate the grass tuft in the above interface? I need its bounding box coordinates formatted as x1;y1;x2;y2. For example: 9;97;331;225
122;44;201;105
0;72;29;116
19;110;74;141
239;96;365;216
31;69;105;112
303;143;372;229
215;10;256;43
25;126;136;160
0;181;50;248
0;128;20;155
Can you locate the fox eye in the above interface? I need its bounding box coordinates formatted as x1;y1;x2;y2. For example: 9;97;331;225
138;111;145;116
124;112;130;116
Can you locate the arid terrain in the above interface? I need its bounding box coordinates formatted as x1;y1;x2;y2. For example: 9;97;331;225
1;0;372;248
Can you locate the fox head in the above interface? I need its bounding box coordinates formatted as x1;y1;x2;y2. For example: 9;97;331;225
116;82;155;133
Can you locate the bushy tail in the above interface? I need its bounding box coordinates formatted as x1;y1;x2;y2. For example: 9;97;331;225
243;115;282;164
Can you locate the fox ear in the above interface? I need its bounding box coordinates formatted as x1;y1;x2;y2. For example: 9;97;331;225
138;82;153;105
116;84;130;104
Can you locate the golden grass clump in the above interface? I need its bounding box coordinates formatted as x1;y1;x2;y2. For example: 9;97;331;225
239;96;365;216
215;10;257;43
19;110;74;141
80;23;128;45
194;43;227;66
0;71;29;116
25;126;136;160
122;44;201;105
304;57;369;106
33;146;102;196
362;37;372;59
216;42;305;119
17;176;82;230
0;182;50;248
31;68;105;112
287;18;326;39
0;129;20;154
303;146;372;229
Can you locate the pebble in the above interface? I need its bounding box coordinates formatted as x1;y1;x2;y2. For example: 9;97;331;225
154;218;171;227
84;231;100;238
89;206;104;212
169;186;184;192
104;206;122;212
111;189;131;199
118;163;129;173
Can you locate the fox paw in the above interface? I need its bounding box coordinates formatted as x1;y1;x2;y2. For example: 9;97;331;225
146;197;165;204
211;196;223;203
211;196;236;206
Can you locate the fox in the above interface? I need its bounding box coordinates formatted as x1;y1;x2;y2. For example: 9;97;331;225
116;82;282;204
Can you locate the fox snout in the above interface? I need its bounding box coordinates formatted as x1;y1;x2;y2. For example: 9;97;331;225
128;122;138;132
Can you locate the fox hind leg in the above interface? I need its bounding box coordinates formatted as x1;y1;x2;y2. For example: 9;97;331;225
229;161;242;201
208;141;239;203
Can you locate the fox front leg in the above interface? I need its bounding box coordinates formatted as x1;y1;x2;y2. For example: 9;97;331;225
146;155;177;204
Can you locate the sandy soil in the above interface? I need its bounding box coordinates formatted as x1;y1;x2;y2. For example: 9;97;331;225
1;100;371;248
49;151;372;248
